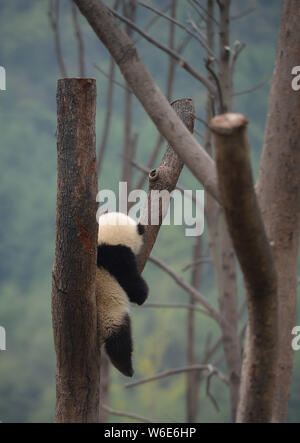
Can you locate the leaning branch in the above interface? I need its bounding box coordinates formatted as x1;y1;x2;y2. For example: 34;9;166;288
137;98;195;272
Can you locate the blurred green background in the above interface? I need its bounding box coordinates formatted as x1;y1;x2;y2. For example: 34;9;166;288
0;0;299;423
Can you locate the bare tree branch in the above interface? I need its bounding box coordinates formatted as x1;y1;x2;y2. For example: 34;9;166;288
205;56;224;113
211;112;278;423
231;7;256;21
137;98;195;272
107;5;217;94
101;404;154;423
140;302;208;316
134;1;172;44
148;255;224;326
96;58;115;173
206;366;221;411
71;1;86;77
191;0;220;26
187;235;202;422
131;158;203;212
165;0;177;102
48;0;68;77
182;257;212;272
94;63;131;92
73;0;220;203
233;75;271;97
121;0;136;192
138;1;217;59
125;364;229;389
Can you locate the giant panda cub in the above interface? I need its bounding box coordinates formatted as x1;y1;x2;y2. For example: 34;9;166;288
96;212;148;377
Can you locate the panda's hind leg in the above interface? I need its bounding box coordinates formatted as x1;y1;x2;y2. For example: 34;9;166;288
105;314;134;377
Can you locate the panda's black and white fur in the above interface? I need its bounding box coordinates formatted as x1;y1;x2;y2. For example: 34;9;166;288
96;212;148;377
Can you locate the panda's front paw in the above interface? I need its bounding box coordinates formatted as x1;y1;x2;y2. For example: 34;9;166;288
136;279;149;306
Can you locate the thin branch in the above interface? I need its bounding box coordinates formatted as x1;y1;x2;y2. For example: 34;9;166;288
205;56;224;113
230;40;246;83
140;302;210;316
231;7;256;21
195;114;210;128
186;16;217;59
101;404;154;423
93;63;131;92
194;128;204;140
108;5;217;95
138;1;217;59
191;0;220;26
48;0;68;77
96;58;115;173
182;257;213;272
165;0;177;102
125;364;229;389
149;255;224;326
187;0;208;25
233;76;271;97
121;0;136;192
206;366;220;411
71;1;86;77
134;1;173;44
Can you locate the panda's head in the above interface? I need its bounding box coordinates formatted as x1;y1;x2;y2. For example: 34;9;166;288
98;212;145;255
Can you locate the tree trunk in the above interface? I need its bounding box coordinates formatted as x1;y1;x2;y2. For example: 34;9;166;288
52;78;100;423
256;0;300;422
186;237;202;423
211;113;278;423
99;350;110;423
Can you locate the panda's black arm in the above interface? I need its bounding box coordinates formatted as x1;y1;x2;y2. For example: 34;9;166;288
97;244;148;305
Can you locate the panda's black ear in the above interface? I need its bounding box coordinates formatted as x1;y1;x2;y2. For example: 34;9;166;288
137;223;145;236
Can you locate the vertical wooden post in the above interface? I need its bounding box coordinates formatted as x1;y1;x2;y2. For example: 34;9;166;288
52;78;99;423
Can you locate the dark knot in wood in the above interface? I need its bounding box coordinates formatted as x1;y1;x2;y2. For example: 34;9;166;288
149;168;159;182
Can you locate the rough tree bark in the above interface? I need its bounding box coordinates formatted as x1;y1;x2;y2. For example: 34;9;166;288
73;0;220;203
52;78;100;423
211;113;278;423
256;0;300;422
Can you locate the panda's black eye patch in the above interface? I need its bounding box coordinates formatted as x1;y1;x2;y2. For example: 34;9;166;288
137;223;145;235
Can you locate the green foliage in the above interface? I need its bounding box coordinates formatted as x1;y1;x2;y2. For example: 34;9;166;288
0;0;298;424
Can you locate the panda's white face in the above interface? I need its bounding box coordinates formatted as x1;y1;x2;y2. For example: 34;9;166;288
98;212;143;255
